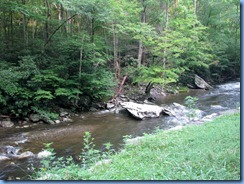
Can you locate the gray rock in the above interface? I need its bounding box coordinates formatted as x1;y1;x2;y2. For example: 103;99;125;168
18;151;35;159
29;114;42;123
0;146;20;155
89;107;98;112
120;102;173;120
14;139;28;145
194;74;213;90
0;120;14;127
106;102;115;109
37;150;52;159
62;117;73;123
54;120;61;124
0;155;10;161
60;112;69;117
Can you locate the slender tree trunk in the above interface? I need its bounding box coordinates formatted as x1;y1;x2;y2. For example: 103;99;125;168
76;34;86;106
79;34;85;83
113;23;120;79
1;8;6;49
235;3;239;49
193;0;197;28
22;0;28;47
90;17;95;43
57;3;63;34
32;19;35;50
162;0;169;66
10;11;13;47
137;0;146;68
44;0;51;43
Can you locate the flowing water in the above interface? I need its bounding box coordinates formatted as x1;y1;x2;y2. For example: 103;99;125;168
0;81;240;180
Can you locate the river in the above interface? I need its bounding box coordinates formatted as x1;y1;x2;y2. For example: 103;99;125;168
0;81;240;180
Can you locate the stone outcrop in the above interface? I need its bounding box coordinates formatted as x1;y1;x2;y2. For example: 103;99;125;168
194;74;213;90
120;102;173;120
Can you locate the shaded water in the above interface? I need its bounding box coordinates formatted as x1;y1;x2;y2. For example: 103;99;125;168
0;81;240;180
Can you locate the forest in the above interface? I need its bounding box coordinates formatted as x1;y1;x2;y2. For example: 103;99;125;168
0;0;240;121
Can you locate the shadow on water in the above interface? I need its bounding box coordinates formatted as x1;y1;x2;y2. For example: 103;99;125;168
0;81;240;180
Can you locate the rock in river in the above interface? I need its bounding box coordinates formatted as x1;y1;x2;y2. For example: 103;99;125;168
0;120;14;128
120;102;173;120
37;150;52;159
0;155;10;161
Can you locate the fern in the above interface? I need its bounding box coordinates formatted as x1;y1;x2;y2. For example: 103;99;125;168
34;90;54;101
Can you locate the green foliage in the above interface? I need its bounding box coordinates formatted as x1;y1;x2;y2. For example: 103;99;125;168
134;65;184;87
184;96;199;119
80;132;100;168
80;67;116;101
31;107;59;122
0;0;240;117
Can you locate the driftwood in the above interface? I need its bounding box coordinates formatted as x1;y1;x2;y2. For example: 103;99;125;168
194;75;213;90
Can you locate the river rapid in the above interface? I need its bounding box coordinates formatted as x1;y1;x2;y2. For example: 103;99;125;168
0;81;240;180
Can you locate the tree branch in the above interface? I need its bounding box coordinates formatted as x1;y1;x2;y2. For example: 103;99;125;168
44;14;77;47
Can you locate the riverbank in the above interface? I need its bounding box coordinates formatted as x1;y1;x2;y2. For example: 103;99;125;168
33;111;240;180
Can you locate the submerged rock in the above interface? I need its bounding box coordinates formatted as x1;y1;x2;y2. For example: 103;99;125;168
0;146;20;155
17;151;35;159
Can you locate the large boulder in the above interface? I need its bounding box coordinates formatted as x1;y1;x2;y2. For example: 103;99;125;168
120;102;173;120
194;75;213;90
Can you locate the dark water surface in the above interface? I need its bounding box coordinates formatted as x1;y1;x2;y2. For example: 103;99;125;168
0;81;240;180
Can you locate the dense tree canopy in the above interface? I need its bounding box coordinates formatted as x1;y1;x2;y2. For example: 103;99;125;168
0;0;240;119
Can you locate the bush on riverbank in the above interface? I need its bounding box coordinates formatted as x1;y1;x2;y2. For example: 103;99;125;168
32;113;240;180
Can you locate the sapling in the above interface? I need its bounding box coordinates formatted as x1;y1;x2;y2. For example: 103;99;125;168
184;96;199;120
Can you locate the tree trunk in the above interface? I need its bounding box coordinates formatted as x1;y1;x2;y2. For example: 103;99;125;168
44;0;51;43
76;34;86;106
113;23;120;79
145;82;154;96
90;17;95;43
137;0;146;68
113;75;127;99
1;8;6;48
22;0;28;47
162;0;169;66
10;11;13;47
193;0;197;28
32;18;35;50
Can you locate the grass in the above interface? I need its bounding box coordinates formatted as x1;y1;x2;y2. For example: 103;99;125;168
33;113;240;180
